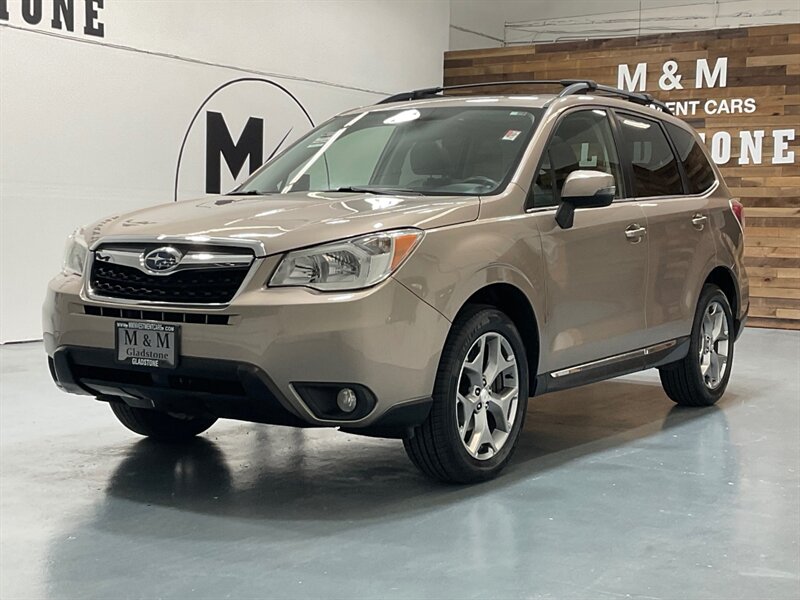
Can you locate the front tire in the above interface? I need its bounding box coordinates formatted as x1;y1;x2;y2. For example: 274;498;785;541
659;284;735;407
109;402;217;441
404;307;529;483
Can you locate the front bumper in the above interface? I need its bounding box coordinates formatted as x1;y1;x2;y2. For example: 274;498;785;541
43;271;451;432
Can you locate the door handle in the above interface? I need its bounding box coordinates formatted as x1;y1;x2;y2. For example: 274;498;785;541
625;223;647;243
691;213;708;230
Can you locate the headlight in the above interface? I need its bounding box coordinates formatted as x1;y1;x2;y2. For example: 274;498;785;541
269;229;423;291
62;229;88;276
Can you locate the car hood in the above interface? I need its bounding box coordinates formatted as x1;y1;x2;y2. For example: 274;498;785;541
85;192;480;256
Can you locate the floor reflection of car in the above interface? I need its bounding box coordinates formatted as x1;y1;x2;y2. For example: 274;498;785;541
45;398;740;597
44;79;748;482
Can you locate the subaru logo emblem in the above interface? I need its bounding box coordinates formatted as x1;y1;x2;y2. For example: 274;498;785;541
143;247;182;273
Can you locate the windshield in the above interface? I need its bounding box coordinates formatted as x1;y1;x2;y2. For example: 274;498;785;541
236;105;543;197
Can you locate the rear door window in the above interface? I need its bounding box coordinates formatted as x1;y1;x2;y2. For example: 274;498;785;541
665;122;717;194
616;113;684;197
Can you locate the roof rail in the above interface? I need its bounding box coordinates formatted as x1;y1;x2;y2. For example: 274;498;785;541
377;80;568;104
552;80;673;115
378;86;444;104
377;79;672;115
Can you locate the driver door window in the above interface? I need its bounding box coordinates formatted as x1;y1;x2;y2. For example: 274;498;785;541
531;109;623;208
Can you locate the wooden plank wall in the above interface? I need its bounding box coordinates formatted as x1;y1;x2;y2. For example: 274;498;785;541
444;24;800;330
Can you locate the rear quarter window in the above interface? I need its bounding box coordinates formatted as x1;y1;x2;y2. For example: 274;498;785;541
665;122;717;194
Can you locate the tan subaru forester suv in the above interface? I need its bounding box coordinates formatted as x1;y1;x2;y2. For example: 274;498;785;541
44;80;749;483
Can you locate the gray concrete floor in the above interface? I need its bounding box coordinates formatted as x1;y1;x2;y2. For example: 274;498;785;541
1;329;798;600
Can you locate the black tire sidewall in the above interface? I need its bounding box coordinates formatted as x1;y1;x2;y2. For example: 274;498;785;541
434;308;529;480
110;402;216;441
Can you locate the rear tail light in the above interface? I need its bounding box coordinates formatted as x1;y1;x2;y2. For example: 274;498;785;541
730;199;745;231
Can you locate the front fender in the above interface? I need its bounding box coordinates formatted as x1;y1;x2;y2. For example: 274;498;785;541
394;220;546;325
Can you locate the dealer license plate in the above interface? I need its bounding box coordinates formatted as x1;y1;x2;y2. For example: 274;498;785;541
115;321;179;369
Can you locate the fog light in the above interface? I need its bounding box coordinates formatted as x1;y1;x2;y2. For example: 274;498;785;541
337;388;357;413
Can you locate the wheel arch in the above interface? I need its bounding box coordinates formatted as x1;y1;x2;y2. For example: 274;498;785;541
454;282;540;396
704;265;742;334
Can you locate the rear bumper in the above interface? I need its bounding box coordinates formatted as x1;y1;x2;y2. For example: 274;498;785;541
43;271;450;432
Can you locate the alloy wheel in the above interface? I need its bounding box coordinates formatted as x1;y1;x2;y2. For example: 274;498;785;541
699;300;730;390
456;332;520;460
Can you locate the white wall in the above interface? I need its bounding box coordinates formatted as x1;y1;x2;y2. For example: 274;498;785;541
450;0;800;49
0;0;450;342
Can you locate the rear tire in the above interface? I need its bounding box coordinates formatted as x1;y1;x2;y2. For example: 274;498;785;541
109;402;217;441
659;284;735;407
404;306;529;484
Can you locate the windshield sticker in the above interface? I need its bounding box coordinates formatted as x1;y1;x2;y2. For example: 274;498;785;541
502;130;522;141
307;132;334;148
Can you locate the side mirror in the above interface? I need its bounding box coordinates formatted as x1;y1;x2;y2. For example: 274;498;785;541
555;171;616;229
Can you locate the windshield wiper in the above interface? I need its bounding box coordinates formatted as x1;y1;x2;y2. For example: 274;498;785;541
227;190;269;196
328;186;423;196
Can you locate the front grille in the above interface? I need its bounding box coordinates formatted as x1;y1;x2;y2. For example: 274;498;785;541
90;262;249;303
83;305;230;325
89;243;253;304
70;363;246;396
